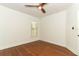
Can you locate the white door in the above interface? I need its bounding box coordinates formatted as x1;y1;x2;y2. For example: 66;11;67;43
77;11;79;53
66;4;78;55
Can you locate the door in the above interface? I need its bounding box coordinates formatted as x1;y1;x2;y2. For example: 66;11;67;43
77;11;79;53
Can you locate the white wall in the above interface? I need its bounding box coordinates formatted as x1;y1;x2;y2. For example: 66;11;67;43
0;5;39;50
40;11;66;47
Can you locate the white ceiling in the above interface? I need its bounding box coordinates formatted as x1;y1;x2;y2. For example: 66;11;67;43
0;3;72;18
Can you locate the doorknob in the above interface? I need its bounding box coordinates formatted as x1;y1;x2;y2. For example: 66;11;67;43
77;35;79;37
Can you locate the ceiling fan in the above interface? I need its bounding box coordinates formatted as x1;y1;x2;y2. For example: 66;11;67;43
24;3;47;13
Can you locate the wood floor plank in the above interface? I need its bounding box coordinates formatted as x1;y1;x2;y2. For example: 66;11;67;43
0;40;77;56
15;46;33;56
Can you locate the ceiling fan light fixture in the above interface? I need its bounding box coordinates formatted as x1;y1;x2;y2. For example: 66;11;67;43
38;6;42;10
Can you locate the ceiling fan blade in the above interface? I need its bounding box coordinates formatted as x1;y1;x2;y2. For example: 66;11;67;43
41;8;46;13
25;5;38;7
40;3;47;6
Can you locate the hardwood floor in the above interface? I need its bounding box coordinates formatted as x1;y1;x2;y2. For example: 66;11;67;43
0;40;77;56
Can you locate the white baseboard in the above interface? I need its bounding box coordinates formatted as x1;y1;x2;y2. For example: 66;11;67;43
41;40;66;47
0;39;38;50
66;46;79;56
